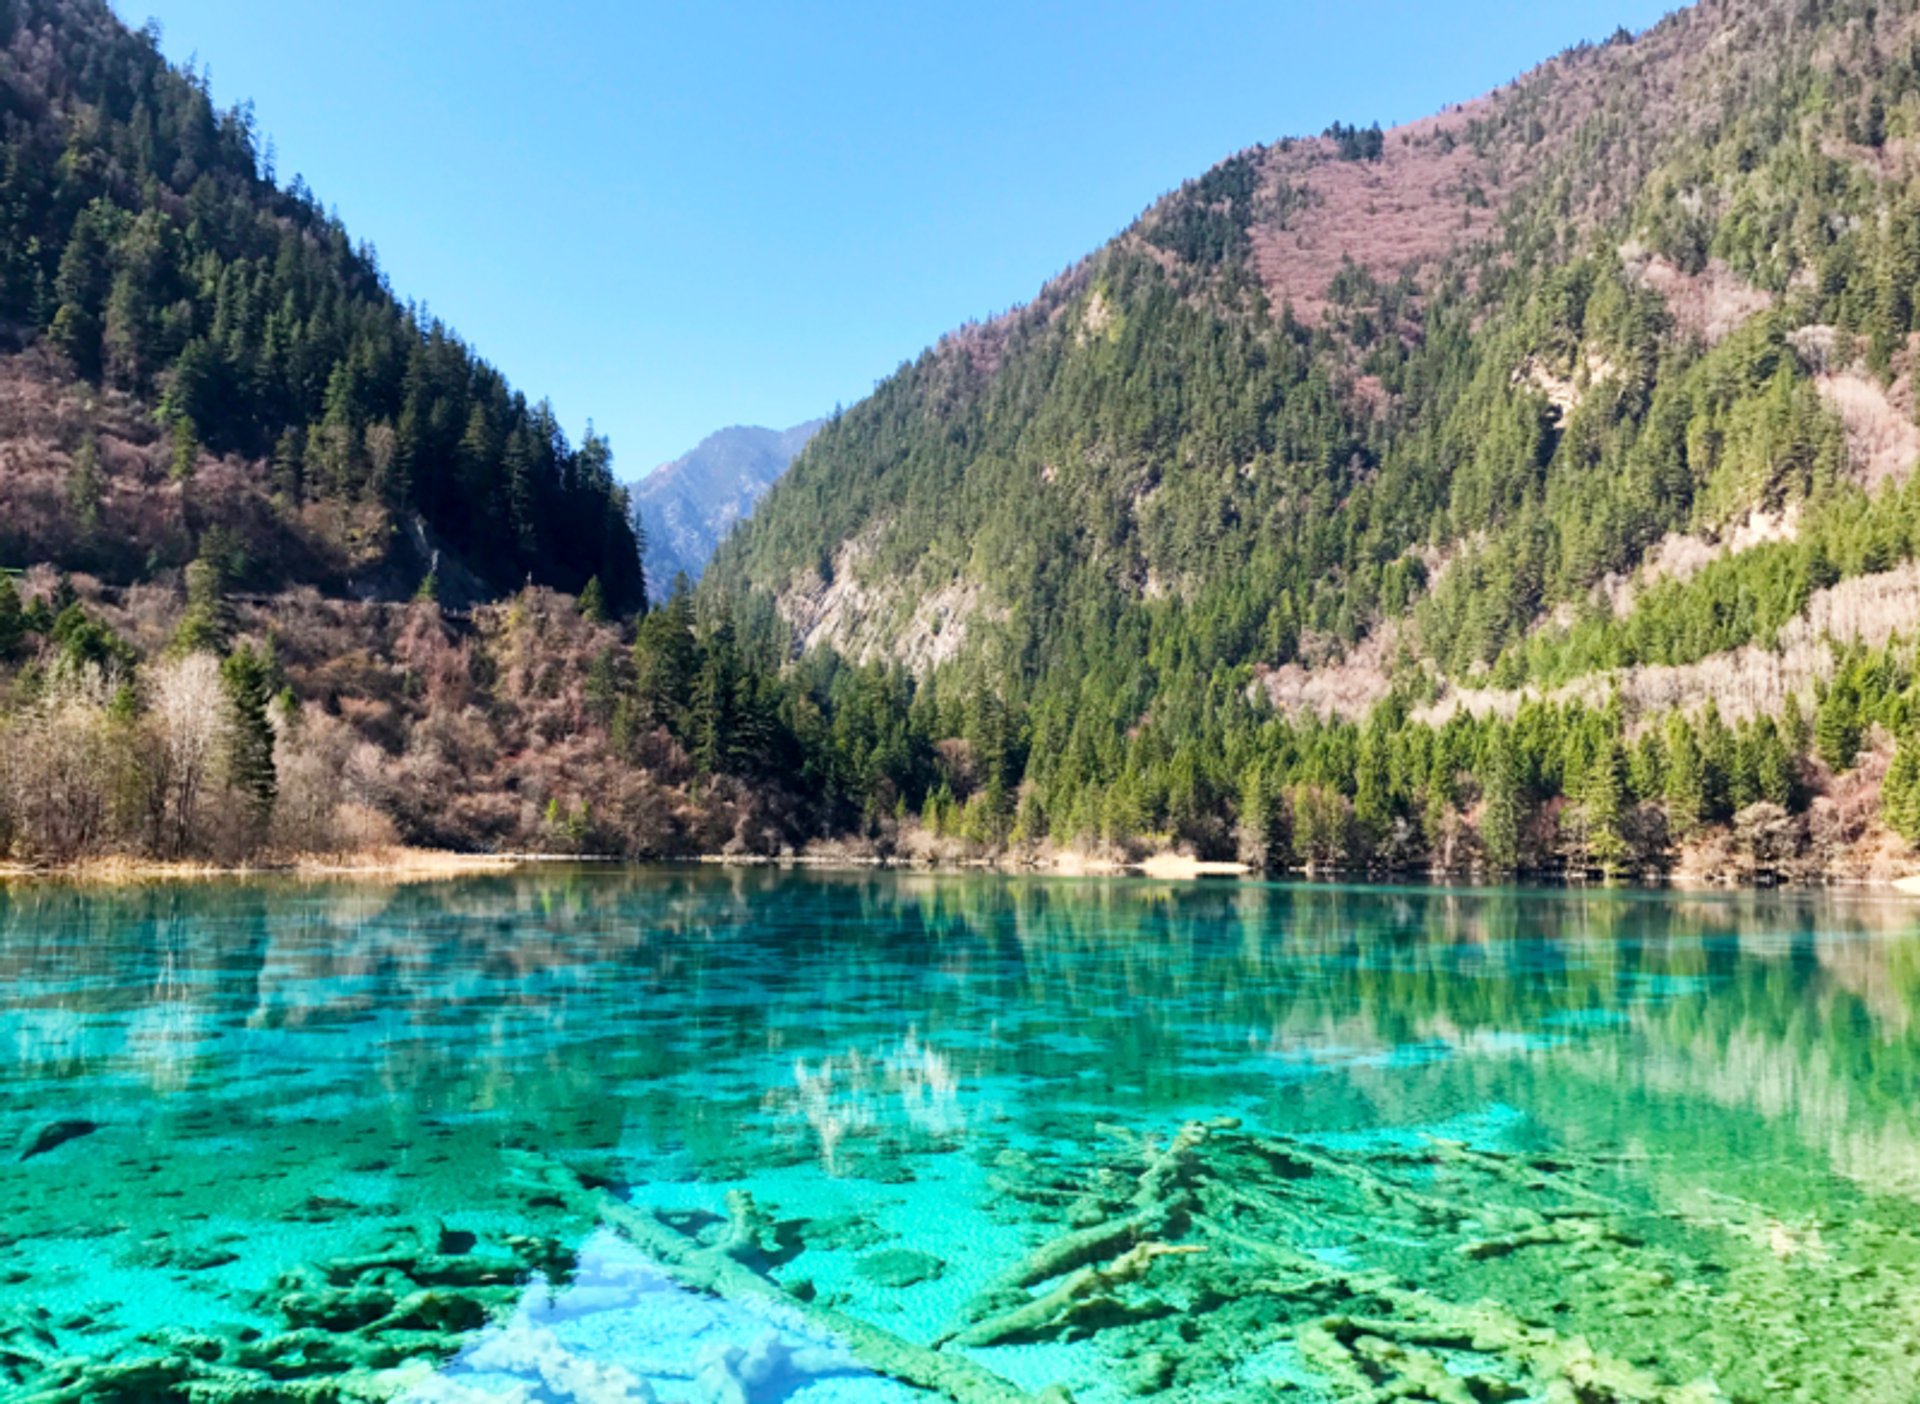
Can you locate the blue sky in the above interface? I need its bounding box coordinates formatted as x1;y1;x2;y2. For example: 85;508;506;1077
117;0;1677;478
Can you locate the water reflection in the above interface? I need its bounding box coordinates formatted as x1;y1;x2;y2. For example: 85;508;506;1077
5;871;1920;1399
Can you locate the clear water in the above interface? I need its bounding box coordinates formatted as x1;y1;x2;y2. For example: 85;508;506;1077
5;869;1920;1402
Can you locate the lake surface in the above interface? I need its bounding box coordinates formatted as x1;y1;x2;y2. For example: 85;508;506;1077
4;870;1920;1402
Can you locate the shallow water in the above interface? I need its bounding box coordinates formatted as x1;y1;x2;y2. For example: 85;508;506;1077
5;870;1920;1401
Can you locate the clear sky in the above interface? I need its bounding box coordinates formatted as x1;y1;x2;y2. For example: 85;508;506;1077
114;0;1678;479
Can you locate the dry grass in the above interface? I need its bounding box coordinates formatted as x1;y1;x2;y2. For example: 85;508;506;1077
0;848;526;887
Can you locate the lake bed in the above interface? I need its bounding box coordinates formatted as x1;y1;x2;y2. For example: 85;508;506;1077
3;870;1918;1401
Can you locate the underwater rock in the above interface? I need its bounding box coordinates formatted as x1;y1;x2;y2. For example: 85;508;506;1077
799;1211;889;1252
19;1120;99;1161
1120;1350;1175;1396
855;1249;947;1289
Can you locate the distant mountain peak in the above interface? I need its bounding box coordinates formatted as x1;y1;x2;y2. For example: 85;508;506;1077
634;419;824;599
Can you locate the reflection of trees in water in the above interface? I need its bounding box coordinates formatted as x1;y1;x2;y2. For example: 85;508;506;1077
774;1029;967;1174
6;871;1920;1185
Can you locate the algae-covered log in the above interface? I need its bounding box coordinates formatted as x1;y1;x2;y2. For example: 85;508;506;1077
947;1243;1203;1348
592;1194;1070;1404
503;1152;1069;1404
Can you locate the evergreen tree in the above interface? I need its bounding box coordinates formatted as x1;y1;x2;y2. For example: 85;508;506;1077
1481;732;1523;873
221;644;278;832
577;576;606;624
1581;736;1629;877
173;551;229;654
1885;733;1920;843
690;621;739;776
631;578;699;733
1627;729;1666;803
1816;677;1864;772
1698;703;1737;822
1353;718;1395;857
66;433;103;533
1664;714;1707;838
1752;717;1797;810
0;575;23;660
169;416;199;482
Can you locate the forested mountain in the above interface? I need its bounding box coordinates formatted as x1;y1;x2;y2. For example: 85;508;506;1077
672;0;1920;876
0;0;642;609
18;0;1920;880
634;420;822;601
0;0;672;870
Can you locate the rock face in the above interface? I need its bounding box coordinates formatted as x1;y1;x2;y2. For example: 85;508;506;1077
634;421;825;601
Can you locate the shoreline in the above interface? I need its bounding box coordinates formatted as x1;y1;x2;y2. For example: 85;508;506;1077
698;849;1920;892
0;848;534;887
5;845;1918;894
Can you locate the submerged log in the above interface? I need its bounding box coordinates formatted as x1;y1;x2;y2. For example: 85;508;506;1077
591;1193;1069;1404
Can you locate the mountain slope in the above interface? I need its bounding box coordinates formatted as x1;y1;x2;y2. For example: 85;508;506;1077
634;419;822;598
693;0;1920;873
0;0;642;609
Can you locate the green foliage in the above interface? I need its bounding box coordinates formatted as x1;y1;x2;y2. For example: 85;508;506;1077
1580;735;1629;877
577;576;606;624
221;643;277;829
0;576;24;662
1323;122;1386;162
1884;732;1920;843
49;602;135;678
173;549;229;654
169;415;198;483
1663;713;1707;839
1816;675;1865;772
1480;734;1523;873
66;433;103;531
0;1;643;609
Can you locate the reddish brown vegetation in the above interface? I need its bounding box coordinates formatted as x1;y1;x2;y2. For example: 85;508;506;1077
1248;105;1505;325
4;578;792;864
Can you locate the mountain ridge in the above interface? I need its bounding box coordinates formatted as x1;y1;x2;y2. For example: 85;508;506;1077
634;419;823;599
0;0;643;611
685;0;1920;877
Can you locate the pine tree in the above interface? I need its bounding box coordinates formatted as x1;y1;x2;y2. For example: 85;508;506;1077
173;552;229;654
577;576;606;624
1237;764;1282;871
66;433;103;532
1353;719;1394;858
1628;729;1666;803
0;575;23;660
1885;733;1920;843
1580;737;1629;877
1753;717;1796;810
170;415;199;483
271;428;305;503
1481;733;1523;873
631;577;699;732
1664;713;1707;838
690;621;739;776
1816;677;1864;772
221;644;278;833
1698;702;1737;822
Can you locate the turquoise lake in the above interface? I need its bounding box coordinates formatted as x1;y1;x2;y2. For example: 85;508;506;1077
5;869;1920;1402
